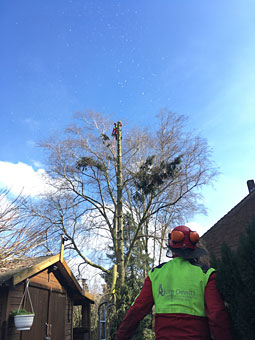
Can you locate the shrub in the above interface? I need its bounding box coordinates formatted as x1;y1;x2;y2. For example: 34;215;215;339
211;219;255;340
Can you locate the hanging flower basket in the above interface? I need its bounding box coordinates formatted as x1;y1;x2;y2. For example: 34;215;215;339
14;313;35;330
10;279;35;331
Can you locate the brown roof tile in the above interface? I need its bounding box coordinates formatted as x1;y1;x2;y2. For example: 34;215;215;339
0;256;54;284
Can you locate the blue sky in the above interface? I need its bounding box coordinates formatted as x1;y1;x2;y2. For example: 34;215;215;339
0;0;254;234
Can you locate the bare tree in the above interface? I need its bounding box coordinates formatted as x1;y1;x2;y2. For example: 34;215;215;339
0;189;44;262
22;110;218;293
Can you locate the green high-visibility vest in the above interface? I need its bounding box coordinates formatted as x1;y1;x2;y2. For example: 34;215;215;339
148;257;215;317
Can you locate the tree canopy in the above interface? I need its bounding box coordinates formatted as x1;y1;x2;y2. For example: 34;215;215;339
21;110;218;293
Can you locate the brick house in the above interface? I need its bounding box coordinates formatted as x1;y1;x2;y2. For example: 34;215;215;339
202;180;255;258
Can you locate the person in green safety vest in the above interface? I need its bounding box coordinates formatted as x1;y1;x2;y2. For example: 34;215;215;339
115;225;232;340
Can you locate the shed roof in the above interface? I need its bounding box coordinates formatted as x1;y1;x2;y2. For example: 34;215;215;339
0;254;94;304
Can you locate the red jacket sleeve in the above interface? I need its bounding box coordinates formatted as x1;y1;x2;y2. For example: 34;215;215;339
115;276;154;340
205;272;232;340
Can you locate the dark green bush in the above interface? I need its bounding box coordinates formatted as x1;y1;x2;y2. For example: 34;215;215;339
210;219;255;340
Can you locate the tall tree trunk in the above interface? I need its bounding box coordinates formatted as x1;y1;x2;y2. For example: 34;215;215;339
116;121;125;284
144;221;150;277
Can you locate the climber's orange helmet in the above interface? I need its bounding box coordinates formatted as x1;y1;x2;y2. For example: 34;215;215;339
168;225;206;259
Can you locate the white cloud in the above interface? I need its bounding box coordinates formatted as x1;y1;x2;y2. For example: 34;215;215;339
0;161;52;197
33;160;43;168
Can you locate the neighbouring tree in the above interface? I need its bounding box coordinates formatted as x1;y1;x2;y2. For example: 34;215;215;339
210;220;255;340
236;220;255;338
22;110;218;298
213;242;242;340
0;189;42;262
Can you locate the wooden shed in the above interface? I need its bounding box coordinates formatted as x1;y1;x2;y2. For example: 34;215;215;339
0;254;94;340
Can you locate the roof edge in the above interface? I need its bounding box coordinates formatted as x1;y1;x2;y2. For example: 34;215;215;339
12;254;60;286
202;190;255;239
2;254;94;304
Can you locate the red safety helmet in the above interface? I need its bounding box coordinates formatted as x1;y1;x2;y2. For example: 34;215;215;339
168;225;206;259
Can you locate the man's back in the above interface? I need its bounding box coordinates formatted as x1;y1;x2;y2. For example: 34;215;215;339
115;225;232;340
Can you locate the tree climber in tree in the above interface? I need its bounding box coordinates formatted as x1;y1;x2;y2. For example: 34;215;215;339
112;123;118;139
112;122;122;140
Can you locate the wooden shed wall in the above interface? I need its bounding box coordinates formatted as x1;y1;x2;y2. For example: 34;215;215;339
1;268;74;340
6;284;25;340
0;287;11;340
